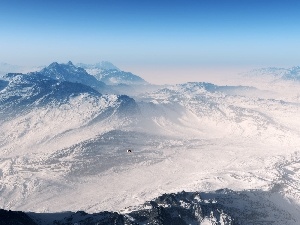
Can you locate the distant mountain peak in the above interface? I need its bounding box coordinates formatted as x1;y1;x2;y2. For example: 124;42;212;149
243;65;300;81
75;61;148;85
34;62;109;93
95;61;120;70
77;61;120;71
97;69;148;85
47;61;76;70
48;62;59;67
41;61;88;74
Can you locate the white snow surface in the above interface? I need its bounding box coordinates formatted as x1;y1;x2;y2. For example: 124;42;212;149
0;69;300;223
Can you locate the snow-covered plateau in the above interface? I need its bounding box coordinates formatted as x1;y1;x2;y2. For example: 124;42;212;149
0;62;300;224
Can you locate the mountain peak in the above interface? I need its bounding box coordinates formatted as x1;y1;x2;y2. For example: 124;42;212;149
48;62;59;67
243;66;300;81
95;61;119;71
100;70;148;85
76;61;120;71
36;62;109;93
67;61;74;66
43;61;81;72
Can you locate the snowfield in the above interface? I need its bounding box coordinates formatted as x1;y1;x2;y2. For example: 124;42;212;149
0;63;300;224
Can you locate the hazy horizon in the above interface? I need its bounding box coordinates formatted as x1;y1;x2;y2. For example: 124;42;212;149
1;0;300;84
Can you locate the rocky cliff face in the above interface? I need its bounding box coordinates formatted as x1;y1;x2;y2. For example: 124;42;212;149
2;188;296;225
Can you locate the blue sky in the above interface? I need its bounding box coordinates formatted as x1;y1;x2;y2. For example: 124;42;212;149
1;0;300;84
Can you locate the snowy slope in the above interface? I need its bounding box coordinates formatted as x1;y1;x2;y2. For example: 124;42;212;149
0;66;300;224
243;66;300;81
0;72;138;155
94;69;148;85
224;66;300;102
76;61;148;85
136;82;299;142
0;72;100;118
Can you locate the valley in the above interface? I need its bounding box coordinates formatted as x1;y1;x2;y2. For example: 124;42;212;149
0;62;300;224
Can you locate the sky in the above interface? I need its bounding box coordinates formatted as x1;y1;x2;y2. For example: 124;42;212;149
0;0;300;84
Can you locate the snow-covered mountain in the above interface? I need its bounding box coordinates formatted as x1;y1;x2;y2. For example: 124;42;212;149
94;69;148;85
244;66;300;81
1;61;152;95
1;63;300;224
0;71;138;155
136;82;297;141
0;79;8;92
76;61;148;85
34;61;112;93
77;61;120;74
2;188;298;225
223;66;300;102
0;72;100;118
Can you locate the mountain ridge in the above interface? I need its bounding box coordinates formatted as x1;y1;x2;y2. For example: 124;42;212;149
34;61;110;93
1;61;300;224
243;66;300;81
0;188;297;225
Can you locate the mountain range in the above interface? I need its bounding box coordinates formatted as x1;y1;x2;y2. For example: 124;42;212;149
2;188;298;225
0;62;300;224
243;66;300;81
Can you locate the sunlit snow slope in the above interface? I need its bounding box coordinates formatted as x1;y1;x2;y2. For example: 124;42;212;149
0;63;300;224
